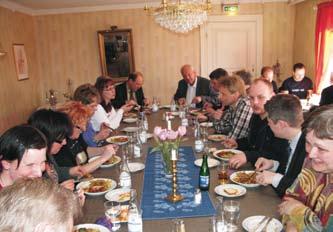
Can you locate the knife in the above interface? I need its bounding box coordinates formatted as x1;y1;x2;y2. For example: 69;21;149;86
251;216;268;232
261;217;273;232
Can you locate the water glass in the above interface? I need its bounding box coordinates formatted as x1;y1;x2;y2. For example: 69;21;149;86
223;200;240;231
104;201;121;231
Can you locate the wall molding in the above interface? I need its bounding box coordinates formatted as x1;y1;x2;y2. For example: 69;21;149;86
0;0;289;16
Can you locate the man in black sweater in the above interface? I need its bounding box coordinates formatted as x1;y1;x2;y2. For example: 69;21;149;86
255;94;306;197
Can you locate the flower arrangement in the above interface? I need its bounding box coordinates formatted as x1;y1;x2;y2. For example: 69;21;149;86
151;126;187;175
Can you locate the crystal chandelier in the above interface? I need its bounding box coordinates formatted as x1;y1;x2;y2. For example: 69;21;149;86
148;0;211;33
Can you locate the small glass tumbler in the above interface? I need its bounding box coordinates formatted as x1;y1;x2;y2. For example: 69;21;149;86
223;200;240;232
104;201;121;231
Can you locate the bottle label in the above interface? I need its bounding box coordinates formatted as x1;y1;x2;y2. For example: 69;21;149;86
195;140;204;152
134;145;141;158
199;175;209;188
119;172;131;188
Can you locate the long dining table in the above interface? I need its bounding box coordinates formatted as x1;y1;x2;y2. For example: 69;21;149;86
78;109;282;231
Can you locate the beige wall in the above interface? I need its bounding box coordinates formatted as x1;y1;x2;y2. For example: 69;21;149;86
0;2;299;132
0;7;41;132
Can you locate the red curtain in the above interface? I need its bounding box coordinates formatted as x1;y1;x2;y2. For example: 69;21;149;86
315;2;333;92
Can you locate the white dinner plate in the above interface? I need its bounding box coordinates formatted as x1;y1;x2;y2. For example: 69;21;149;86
123;117;138;123
194;158;220;168
73;223;110;232
105;188;131;202
208;134;227;142
213;149;243;161
214;184;246;198
106;135;129;145
230;170;260;188
122;127;139;133
242;216;283;232
200;122;213;127
76;178;117;196
128;162;145;172
89;155;121;168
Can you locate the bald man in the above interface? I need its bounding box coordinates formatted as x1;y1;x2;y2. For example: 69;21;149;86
173;64;210;108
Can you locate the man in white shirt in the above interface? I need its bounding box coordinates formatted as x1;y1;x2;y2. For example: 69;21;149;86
254;94;307;197
173;64;210;108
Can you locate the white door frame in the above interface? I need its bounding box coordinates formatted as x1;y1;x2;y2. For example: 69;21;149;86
200;15;263;77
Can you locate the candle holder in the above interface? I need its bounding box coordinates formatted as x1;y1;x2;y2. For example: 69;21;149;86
166;150;183;203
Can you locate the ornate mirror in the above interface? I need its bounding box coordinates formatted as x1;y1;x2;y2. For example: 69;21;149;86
97;28;135;82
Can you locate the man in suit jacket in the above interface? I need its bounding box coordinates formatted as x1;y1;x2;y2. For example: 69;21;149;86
112;72;148;109
255;94;306;197
173;64;210;108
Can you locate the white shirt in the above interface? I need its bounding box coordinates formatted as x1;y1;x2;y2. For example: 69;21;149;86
186;77;198;105
90;104;124;131
272;131;302;187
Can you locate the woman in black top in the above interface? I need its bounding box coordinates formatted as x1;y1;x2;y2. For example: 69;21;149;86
261;66;278;93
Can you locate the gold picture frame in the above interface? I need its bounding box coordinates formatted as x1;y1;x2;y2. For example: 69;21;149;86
13;44;29;81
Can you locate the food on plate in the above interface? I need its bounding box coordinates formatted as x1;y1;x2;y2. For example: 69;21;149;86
223;188;239;195
124;112;137;118
118;192;130;201
233;172;257;184
104;156;119;165
82;173;93;179
110;136;128;143
118;206;129;222
208;135;226;141
73;228;100;232
190;109;207;115
83;179;111;193
216;151;236;159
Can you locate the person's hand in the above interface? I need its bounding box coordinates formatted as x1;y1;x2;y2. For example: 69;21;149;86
94;123;111;142
197;114;208;122
255;157;274;171
192;96;202;104
121;103;133;113
100;144;115;160
126;99;138;107
203;102;213;110
178;98;186;106
206;107;215;114
278;197;305;215
69;166;85;177
255;170;275;186
213;109;223;120
60;179;75;191
229;153;247;169
75;188;86;206
144;98;150;106
223;138;237;149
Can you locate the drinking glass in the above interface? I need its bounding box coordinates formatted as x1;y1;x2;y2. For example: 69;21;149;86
104;201;121;231
223;200;240;231
201;126;208;143
217;162;229;185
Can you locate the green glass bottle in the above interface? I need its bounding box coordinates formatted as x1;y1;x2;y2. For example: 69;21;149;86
199;154;210;191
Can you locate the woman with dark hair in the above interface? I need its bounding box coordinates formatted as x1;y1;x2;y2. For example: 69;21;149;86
93;76;133;131
73;83;110;147
0;125;47;189
260;66;278;93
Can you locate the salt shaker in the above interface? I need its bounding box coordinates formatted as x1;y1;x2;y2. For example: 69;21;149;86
194;188;202;205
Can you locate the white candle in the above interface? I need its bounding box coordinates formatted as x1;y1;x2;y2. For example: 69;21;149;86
171;149;177;161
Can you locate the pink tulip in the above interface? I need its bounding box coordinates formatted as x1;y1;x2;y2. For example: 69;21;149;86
159;130;168;141
178;126;186;136
167;130;178;140
154;126;162;136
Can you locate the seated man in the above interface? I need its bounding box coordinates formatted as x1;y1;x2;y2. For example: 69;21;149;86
255;94;306;197
279;105;333;231
0;178;81;232
213;75;253;139
173;64;210;108
280;63;313;99
260;66;278;93
112;71;149;108
226;78;288;168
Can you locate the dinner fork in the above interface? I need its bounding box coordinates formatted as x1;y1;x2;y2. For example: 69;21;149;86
261;217;273;232
251;216;268;232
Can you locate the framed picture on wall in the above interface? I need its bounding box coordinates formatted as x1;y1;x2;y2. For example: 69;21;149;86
13;44;29;80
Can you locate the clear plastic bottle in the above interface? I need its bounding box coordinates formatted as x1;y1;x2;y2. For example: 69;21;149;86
127;202;143;232
134;131;142;158
119;154;131;188
194;119;204;153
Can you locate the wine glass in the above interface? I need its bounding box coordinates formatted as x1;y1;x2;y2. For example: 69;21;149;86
104;201;121;231
223;200;240;231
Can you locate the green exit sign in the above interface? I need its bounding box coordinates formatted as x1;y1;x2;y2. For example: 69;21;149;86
222;4;239;14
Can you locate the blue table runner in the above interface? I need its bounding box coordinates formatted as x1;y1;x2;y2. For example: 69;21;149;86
141;146;216;220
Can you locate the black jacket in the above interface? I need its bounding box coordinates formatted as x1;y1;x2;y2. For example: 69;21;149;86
112;81;145;109
173;76;210;108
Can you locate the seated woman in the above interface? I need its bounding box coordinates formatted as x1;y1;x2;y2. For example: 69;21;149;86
55;101;116;174
73;83;110;147
260;66;278;93
92;76;133;132
0;125;47;190
279;105;333;231
0;178;81;232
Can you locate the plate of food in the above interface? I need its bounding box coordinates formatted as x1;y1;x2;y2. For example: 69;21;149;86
73;223;110;232
208;134;227;142
213;149;242;161
128;162;145;172
230;170;260;188
123;112;137;118
200;122;213;127
214;184;247;198
89;155;121;168
189;109;208;116
194;158;220;168
122;127;139;133
76;178;117;196
106;135;129;145
123;117;138;123
105;205;129;223
242;216;283;232
105;188;131;202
